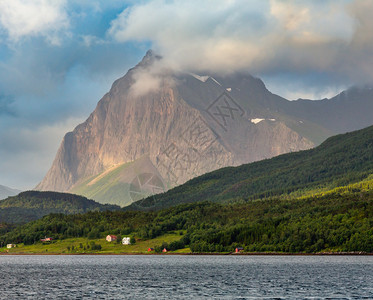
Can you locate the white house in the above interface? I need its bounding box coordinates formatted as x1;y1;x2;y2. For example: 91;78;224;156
6;244;16;249
122;237;131;245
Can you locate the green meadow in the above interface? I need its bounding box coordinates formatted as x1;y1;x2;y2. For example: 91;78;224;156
1;233;188;254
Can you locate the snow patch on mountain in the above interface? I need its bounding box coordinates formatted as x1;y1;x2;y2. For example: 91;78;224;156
251;118;265;124
191;73;209;82
210;77;221;86
190;73;221;86
251;118;276;124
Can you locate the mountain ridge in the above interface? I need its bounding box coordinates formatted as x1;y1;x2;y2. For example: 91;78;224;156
127;124;373;210
0;184;21;200
0;191;120;223
36;51;373;206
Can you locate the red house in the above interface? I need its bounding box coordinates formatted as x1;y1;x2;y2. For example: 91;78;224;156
106;235;117;242
147;248;154;252
235;247;244;253
40;237;53;242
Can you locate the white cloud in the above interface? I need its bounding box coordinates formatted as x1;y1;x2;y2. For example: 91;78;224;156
263;77;347;101
108;0;372;85
109;0;272;73
0;0;69;44
80;35;105;47
270;1;355;44
130;68;163;98
129;56;175;97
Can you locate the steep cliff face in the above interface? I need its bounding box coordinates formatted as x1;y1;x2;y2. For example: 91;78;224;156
36;51;317;206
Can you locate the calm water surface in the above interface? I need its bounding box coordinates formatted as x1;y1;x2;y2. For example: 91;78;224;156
0;255;372;299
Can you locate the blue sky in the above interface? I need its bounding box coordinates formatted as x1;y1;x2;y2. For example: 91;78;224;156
0;0;372;189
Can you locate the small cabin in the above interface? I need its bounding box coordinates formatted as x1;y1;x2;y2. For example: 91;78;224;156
106;235;117;242
162;248;168;253
122;237;131;245
40;237;53;242
6;244;16;249
147;248;154;252
235;247;244;253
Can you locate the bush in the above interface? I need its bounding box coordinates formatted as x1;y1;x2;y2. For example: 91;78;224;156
116;235;122;244
89;241;102;250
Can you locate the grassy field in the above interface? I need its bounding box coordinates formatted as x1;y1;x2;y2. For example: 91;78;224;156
1;233;186;254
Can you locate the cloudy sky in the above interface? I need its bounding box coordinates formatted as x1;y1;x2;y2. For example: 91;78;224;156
0;0;372;190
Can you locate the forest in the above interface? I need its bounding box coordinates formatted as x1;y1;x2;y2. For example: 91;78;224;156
1;181;372;253
0;191;120;223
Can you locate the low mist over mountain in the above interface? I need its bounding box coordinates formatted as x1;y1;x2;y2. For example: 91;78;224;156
0;185;21;200
36;51;373;206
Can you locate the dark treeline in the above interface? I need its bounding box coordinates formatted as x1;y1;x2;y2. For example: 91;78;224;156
0;191;120;223
2;188;373;253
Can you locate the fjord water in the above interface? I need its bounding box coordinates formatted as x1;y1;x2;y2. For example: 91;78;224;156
0;255;372;299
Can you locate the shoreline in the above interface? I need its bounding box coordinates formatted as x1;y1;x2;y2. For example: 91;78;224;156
1;252;373;256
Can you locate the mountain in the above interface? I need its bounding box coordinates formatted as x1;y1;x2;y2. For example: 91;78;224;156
127;125;373;210
278;86;373;134
0;185;21;200
0;191;120;223
3;126;373;252
36;50;373;206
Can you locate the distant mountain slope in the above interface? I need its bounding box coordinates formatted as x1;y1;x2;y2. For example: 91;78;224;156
127;125;373;210
69;156;166;206
0;185;21;200
277;86;373;134
36;50;373;206
0;191;120;223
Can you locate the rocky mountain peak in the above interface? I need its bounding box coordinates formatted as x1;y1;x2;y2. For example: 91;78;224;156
36;51;373;206
136;49;163;68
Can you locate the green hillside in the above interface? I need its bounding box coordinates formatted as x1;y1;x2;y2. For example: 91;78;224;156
69;162;132;206
69;156;166;207
1;177;372;253
128;125;373;210
0;191;120;223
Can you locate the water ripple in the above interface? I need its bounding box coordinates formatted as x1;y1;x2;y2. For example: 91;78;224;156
0;255;372;299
